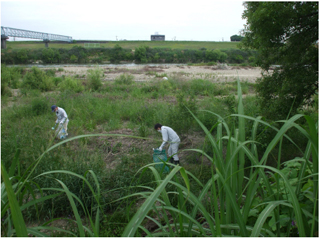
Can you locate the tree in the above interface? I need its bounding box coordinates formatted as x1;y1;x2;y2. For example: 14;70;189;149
15;49;29;64
134;46;147;63
42;48;55;63
230;35;244;41
241;2;318;119
110;44;124;63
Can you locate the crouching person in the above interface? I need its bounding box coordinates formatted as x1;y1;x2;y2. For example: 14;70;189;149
154;123;180;165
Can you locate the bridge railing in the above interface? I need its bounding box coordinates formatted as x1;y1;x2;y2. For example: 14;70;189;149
1;26;72;42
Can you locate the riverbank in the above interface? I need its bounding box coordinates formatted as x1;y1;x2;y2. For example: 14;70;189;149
44;64;265;83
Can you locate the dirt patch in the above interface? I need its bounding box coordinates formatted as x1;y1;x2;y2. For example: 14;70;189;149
53;64;267;83
80;123;207;170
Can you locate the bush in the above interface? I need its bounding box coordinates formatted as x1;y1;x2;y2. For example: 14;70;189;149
52;77;64;86
87;68;103;91
167;92;197;135
1;65;22;89
22;66;53;91
45;69;56;77
189;79;215;96
134;46;147;63
39;77;55;91
115;74;134;85
59;77;84;93
31;97;48;115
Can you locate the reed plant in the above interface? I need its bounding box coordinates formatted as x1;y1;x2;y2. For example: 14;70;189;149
121;79;318;237
1;68;317;236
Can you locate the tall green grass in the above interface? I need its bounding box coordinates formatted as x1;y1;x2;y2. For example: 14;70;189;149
121;79;318;237
1;68;317;236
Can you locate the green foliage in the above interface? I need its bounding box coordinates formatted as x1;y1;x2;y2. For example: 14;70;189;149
109;44;124;63
1;64;22;89
134;46;148;63
1;42;257;65
241;2;318;119
189;79;216;96
70;54;77;63
45;69;56;77
87;68;103;91
205;49;227;62
59;77;84;93
114;73;134;85
1;64;317;237
21;66;54;91
31;97;49;115
168;92;197;135
15;49;29;64
122;82;318;237
42;48;61;63
230;34;244;41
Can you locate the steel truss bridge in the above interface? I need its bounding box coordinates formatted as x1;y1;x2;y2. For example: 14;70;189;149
1;26;72;48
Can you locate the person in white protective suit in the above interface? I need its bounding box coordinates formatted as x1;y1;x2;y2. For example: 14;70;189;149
154;123;180;165
51;105;69;136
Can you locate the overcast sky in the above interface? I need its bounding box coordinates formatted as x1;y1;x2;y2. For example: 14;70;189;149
1;0;247;41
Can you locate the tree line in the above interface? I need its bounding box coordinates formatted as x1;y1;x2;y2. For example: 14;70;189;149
1;45;257;65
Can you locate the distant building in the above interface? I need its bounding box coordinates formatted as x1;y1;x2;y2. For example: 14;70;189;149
151;34;165;41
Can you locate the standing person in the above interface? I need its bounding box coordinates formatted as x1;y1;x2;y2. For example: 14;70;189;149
154;123;180;165
51;105;69;136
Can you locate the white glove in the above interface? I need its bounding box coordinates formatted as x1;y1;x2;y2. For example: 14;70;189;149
158;147;163;151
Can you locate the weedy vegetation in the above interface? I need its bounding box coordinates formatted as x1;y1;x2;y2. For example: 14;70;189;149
1;64;318;237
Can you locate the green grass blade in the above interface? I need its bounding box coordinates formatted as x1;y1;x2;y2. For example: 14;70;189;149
1;161;28;236
237;79;245;205
215;168;248;237
251;201;287;237
1;161;28;237
122;166;181;237
254;165;306;237
186;107;226;176
159;206;207;235
187;175;217;235
55;179;85;237
27;226;76;237
9;148;21;177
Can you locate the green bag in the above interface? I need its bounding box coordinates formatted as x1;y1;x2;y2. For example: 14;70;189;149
153;149;169;173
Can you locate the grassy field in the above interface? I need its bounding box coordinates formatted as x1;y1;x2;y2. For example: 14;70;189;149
1;65;317;237
6;40;240;50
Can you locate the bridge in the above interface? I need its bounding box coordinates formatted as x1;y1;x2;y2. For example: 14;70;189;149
1;26;73;49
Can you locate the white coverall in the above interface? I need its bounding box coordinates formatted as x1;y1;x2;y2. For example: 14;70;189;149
158;126;180;161
55;107;69;135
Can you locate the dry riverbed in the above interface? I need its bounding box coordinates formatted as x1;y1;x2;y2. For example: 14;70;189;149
50;64;268;83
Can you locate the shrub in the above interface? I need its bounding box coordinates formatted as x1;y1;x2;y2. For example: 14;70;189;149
59;77;84;93
189;79;215;96
45;69;56;77
87;68;103;91
39;76;55;91
52;77;64;86
115;74;134;85
168;92;197;135
22;66;52;91
1;65;22;89
134;46;147;63
31;97;48;115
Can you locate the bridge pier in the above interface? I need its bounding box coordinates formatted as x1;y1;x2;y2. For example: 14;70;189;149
43;39;50;48
1;35;9;49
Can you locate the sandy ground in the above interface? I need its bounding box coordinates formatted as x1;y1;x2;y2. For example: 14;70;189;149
50;64;268;83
